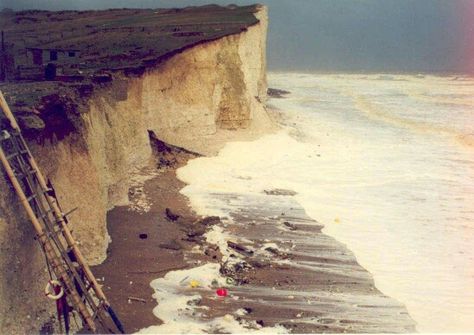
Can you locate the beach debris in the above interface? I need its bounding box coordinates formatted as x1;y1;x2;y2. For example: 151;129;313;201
204;246;220;260
145;263;288;333
179;276;189;284
128;296;147;303
127;265;188;276
196;216;221;226
226;277;237;285
186;227;206;239
264;246;279;255
243;307;253;314
227;241;254;256
128;167;159;213
235;308;250;316
256;320;265;327
216;288;228;297
159;240;182;251
187;297;202;306
220;261;252;285
139;233;148;239
211;279;219;288
334;217;341;224
225;261;251;275
189;280;200;288
264;246;289;259
165;208;180;221
248;259;270;269
283;221;297;231
264;188;297;196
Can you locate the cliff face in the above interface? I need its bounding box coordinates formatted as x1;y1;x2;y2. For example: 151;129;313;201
0;6;270;333
140;6;269;153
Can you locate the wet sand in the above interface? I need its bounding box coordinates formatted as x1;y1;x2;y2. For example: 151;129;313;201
92;148;415;333
92;151;200;333
194;193;415;333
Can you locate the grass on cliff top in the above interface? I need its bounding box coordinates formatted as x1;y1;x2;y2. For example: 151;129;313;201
0;4;260;73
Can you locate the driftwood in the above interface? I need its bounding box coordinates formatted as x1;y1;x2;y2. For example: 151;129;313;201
227;241;254;256
283;221;297;231
127;265;188;275
128;296;147;303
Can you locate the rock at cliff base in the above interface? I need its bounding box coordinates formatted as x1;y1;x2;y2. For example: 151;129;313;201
165;208;180;221
267;88;291;98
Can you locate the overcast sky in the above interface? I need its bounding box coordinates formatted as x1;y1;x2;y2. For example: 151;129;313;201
1;0;473;73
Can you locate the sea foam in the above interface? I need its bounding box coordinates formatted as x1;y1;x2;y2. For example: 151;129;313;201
177;72;474;332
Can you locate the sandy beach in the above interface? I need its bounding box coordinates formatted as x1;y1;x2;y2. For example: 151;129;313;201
92;138;415;333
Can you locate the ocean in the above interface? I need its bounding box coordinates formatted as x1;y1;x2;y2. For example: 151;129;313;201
177;72;474;332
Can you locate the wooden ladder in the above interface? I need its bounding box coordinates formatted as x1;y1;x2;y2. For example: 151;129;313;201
0;91;124;334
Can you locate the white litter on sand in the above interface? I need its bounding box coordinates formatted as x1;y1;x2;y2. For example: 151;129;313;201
127;167;160;213
137;263;287;334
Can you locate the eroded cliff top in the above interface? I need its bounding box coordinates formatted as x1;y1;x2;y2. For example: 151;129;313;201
0;4;263;136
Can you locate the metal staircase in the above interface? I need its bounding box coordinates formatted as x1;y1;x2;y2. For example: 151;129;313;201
0;91;124;334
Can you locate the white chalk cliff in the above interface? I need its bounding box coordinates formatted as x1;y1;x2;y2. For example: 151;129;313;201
0;6;271;333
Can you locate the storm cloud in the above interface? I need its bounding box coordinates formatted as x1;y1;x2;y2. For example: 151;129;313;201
1;0;472;73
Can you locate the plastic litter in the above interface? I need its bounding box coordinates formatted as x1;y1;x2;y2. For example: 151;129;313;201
189;280;200;288
216;288;228;297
